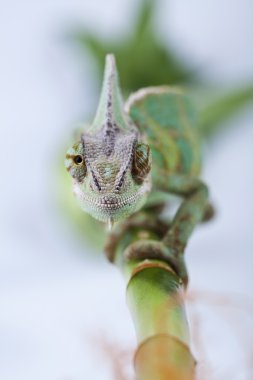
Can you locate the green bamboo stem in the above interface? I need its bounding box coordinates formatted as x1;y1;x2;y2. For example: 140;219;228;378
127;261;195;380
109;224;196;380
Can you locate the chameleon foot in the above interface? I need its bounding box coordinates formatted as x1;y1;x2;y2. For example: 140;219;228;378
104;212;169;263
124;239;188;286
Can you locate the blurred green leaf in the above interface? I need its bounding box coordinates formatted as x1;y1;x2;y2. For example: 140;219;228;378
199;85;253;137
74;32;107;74
72;0;195;93
133;0;155;37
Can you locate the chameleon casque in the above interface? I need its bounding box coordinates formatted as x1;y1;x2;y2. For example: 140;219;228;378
65;54;211;284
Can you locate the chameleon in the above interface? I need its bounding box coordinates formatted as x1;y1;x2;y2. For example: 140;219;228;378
65;54;211;284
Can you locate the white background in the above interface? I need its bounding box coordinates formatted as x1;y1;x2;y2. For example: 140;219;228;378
1;1;253;379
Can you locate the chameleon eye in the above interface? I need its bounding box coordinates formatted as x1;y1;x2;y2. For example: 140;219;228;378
132;143;151;184
65;141;87;182
73;155;83;165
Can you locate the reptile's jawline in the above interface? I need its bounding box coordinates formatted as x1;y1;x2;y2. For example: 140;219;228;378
73;179;151;213
74;187;139;211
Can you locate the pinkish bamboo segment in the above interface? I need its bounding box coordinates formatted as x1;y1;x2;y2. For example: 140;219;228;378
135;334;195;380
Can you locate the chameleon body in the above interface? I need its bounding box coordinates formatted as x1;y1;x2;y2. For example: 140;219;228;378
126;86;201;179
65;54;209;283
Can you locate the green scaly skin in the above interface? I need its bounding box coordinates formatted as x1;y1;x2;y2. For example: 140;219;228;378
65;54;210;285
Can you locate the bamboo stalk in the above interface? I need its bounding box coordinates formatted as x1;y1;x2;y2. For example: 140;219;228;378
127;261;196;380
107;221;196;380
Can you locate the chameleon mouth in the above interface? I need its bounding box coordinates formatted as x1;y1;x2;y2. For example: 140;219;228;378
73;179;151;222
80;193;139;211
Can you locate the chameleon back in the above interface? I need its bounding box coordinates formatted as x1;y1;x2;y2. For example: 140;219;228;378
126;87;202;180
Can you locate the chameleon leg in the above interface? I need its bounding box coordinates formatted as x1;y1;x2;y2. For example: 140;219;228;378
125;175;209;286
157;175;209;251
104;211;170;262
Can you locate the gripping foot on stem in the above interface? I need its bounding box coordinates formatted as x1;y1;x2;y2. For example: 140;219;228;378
124;239;188;286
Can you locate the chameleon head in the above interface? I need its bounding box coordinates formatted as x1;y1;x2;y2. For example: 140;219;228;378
65;54;151;227
65;138;151;227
